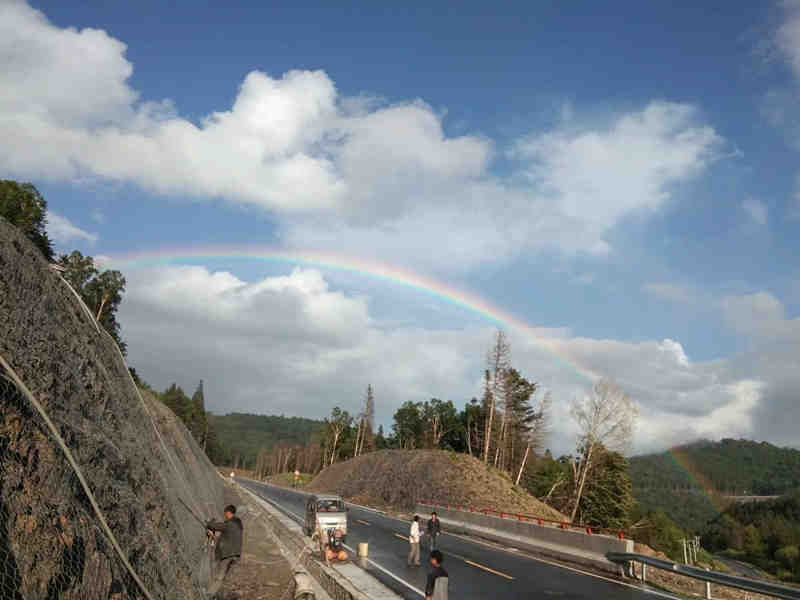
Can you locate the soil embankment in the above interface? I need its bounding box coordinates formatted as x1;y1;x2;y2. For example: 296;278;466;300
309;449;567;520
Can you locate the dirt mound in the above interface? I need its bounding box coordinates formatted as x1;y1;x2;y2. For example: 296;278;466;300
0;218;223;600
309;449;566;520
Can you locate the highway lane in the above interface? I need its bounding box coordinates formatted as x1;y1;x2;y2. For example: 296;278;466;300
241;480;676;600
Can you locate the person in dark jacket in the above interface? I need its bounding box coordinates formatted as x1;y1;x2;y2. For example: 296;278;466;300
426;511;442;551
206;504;243;599
425;550;449;600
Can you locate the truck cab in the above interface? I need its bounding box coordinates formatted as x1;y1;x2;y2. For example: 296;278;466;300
305;494;348;543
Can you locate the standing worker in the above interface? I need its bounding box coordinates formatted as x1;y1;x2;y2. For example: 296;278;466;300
425;550;449;600
206;504;243;599
408;515;421;567
427;511;441;552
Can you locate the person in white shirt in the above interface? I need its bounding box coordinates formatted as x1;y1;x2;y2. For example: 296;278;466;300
408;515;421;567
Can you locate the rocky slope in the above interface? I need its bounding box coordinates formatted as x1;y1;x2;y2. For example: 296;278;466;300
0;217;223;600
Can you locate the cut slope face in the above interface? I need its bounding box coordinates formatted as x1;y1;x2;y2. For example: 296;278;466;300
309;449;567;521
0;218;223;600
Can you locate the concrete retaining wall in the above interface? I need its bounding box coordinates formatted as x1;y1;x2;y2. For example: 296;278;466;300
417;504;632;573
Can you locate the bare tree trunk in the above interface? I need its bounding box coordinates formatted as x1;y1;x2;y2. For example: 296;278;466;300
354;418;363;458
483;397;494;463
570;444;595;523
329;430;341;466
515;444;530;486
95;295;108;321
358;418;366;455
466;416;473;457
543;473;564;503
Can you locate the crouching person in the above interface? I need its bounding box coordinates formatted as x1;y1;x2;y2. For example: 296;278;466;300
425;550;448;600
206;504;243;599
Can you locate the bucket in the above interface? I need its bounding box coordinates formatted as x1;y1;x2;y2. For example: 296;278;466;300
358;542;368;557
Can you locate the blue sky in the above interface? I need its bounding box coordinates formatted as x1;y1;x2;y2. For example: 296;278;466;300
4;0;800;453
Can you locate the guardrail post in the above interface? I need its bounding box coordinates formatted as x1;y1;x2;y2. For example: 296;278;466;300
705;568;711;599
642;563;646;583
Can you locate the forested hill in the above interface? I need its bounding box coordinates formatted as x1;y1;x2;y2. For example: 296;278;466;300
631;439;800;533
209;412;325;467
702;491;800;583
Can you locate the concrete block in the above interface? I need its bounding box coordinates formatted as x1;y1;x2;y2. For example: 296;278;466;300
417;504;632;573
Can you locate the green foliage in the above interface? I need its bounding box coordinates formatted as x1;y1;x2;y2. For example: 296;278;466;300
630;508;687;561
523;448;634;530
630;439;800;533
702;491;800;582
57;250;128;353
210;412;326;468
579;450;635;529
392;400;425;448
158;382;227;463
0;180;54;260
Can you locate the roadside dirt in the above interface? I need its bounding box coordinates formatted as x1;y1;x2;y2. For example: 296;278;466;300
206;484;295;600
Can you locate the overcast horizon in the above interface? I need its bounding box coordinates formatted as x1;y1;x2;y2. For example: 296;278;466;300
3;0;800;456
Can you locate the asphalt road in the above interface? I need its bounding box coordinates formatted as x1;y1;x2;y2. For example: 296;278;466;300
241;480;675;600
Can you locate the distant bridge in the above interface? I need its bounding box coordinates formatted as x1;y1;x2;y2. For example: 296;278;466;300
724;495;781;503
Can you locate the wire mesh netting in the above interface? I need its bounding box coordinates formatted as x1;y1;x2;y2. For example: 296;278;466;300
0;370;137;599
0;219;225;600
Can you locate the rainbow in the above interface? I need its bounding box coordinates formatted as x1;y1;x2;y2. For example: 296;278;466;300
666;447;728;514
100;245;596;382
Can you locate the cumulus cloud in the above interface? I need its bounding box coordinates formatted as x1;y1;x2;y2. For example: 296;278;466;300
288;102;723;268
722;291;800;340
0;1;487;217
512;102;722;231
117;264;789;455
0;1;724;268
46;210;98;244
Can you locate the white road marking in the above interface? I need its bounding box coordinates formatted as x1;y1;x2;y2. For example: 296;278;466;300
464;559;514;580
342;542;426;598
251;484;678;600
443;530;679;599
257;492;425;598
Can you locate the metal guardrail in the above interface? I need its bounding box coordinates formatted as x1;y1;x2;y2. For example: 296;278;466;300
419;500;628;539
607;552;800;600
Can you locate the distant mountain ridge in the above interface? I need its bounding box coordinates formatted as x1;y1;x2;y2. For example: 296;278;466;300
630;439;800;532
209;412;325;467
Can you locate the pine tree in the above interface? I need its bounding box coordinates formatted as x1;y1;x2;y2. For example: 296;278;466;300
191;380;208;449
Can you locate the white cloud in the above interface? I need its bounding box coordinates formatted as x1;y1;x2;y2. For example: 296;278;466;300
117;264;790;455
742;198;768;225
46;210;98;244
512;102;722;231
0;1;487;217
722;290;800;340
0;1;723;268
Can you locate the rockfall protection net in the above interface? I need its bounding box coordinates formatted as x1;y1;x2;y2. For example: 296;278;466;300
0;268;222;599
0;367;146;600
0;222;229;599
